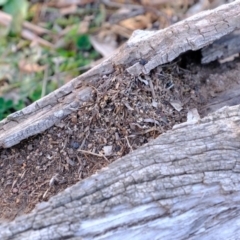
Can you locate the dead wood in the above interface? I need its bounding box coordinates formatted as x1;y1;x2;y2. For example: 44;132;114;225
1;1;240;240
202;30;240;64
1;105;240;239
0;0;240;148
202;62;240;115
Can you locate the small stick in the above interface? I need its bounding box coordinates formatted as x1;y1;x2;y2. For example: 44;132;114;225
146;76;156;100
41;65;48;98
78;149;109;163
125;136;133;152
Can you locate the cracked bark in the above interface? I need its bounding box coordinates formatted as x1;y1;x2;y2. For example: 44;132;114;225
0;0;240;148
1;105;240;239
1;1;240;240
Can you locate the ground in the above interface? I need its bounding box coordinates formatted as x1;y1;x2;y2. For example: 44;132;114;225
1;49;240;221
0;0;237;220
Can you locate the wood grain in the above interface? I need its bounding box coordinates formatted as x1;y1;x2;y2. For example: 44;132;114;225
0;1;240;148
1;105;240;239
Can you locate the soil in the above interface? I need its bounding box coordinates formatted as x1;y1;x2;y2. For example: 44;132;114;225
1;51;240;221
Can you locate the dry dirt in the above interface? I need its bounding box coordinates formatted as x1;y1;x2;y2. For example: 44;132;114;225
1;51;240;221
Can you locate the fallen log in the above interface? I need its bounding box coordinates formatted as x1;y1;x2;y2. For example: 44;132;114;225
1;1;240;239
1;105;240;239
0;0;239;148
201;29;240;64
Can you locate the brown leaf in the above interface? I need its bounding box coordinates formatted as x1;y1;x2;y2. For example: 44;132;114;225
119;14;152;31
90;35;117;58
18;60;46;73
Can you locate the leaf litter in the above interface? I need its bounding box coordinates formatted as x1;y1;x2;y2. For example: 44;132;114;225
2;53;238;221
0;0;237;221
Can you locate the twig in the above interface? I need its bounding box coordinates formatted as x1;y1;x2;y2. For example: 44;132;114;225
146;76;156;100
125;136;133;152
0;10;10;26
47;0;95;8
23;21;51;35
21;29;54;48
79;131;90;150
42;187;50;200
0;11;53;48
41;65;49;98
78;149;109;163
0;10;50;35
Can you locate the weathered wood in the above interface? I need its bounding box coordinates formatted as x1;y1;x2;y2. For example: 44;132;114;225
0;0;240;148
201;62;240;115
1;2;240;240
202;30;240;64
1;105;240;239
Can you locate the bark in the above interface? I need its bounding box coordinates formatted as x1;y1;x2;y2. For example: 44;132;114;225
0;0;240;148
201;62;240;115
1;105;240;239
201;29;240;64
